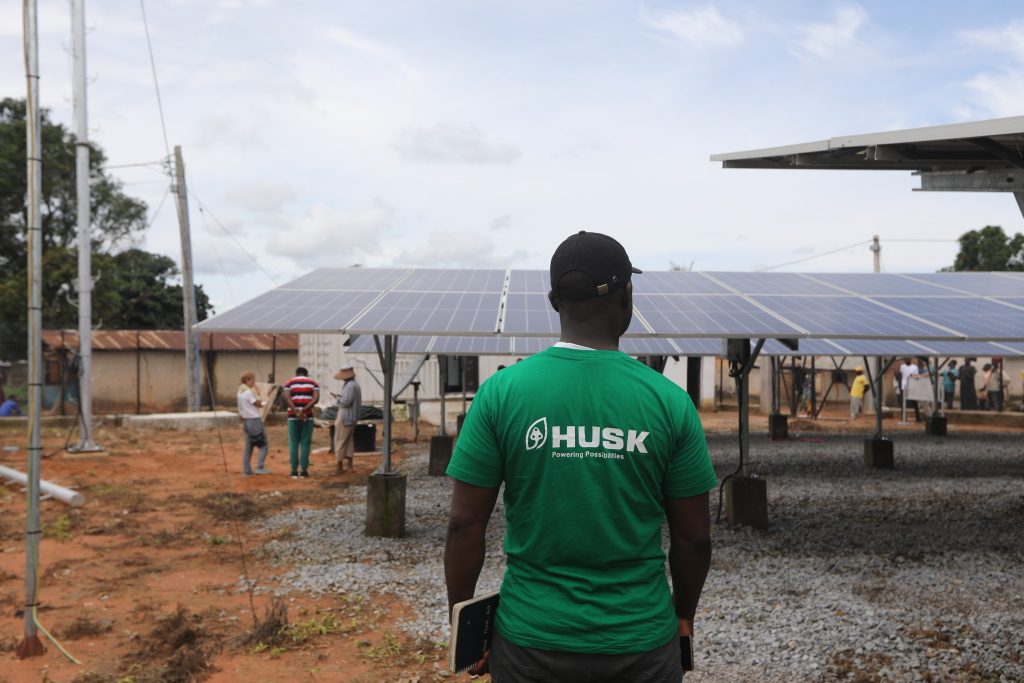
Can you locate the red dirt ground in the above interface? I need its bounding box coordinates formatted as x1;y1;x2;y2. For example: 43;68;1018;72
0;407;1018;682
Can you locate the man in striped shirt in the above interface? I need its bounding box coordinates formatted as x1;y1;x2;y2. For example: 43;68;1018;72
284;367;320;478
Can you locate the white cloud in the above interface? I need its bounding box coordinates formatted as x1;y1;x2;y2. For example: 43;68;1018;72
389;229;529;269
490;214;512;231
267;200;394;268
959;21;1024;117
394;124;521;165
641;4;744;50
321;24;421;82
225;182;297;215
794;5;867;59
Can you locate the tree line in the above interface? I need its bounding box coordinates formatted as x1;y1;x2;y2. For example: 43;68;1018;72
0;97;212;360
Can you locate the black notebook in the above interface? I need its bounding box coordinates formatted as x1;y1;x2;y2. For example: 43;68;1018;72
448;592;500;673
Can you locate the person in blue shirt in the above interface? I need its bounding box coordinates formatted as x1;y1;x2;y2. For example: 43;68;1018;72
940;360;958;410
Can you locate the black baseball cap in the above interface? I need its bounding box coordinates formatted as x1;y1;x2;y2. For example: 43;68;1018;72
550;231;642;301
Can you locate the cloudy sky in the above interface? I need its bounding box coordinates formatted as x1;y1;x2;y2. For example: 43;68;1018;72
3;1;1024;314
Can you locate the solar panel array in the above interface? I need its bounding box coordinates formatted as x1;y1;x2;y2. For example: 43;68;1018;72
197;268;1024;344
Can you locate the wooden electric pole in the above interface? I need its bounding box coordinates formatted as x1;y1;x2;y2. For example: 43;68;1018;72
173;146;200;412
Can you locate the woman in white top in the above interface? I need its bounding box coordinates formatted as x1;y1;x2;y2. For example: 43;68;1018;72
237;371;269;475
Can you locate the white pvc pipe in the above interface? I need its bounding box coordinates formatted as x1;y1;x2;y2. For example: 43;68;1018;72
0;465;85;507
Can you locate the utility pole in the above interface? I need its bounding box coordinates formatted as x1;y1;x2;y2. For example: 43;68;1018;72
172;146;200;412
17;0;45;658
870;234;881;273
70;0;100;451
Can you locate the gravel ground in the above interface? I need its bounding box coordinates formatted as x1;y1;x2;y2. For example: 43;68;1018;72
258;431;1024;682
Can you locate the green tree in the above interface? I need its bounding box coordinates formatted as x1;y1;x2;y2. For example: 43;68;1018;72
946;225;1024;272
0;98;212;359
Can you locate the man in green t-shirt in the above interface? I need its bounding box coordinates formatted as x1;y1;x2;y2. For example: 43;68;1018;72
444;231;717;682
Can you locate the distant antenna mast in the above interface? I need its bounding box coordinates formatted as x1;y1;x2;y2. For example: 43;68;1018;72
70;0;101;451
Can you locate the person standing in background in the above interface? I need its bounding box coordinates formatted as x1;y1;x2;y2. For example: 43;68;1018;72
284;367;319;478
986;359;1010;412
237;371;269;475
977;363;992;410
332;363;362;473
849;366;869;419
940;360;958;410
959;359;978;410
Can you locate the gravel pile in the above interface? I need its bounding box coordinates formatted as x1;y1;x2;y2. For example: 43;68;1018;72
258;431;1024;681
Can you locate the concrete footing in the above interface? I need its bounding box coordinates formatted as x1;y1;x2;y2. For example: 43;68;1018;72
365;472;407;538
768;413;788;440
864;436;894;469
725;476;768;530
925;415;947;436
429;435;454;476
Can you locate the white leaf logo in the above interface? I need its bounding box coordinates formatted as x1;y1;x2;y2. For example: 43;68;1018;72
525;417;548;451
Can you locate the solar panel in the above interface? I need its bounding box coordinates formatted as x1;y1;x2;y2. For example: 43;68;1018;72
822;339;932;357
633;271;731;295
347;291;501;335
394;269;506;293
748;295;955;339
672;338;726;355
902;272;1024;297
431;336;513;355
619;338;681;355
803;273;950;296
761;338;842;356
994;342;1024;356
511;337;556;355
706;272;839;296
283;268;410;291
911;340;1012;357
878;297;1024;341
635;294;804;337
197;289;381;332
508;270;549;293
345;335;434;354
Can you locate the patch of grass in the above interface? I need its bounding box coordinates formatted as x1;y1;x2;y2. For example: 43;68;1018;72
70;672;116;683
208;535;228;546
43;513;74;541
359;632;404;661
121;604;221;683
89;483;147;512
59;614;115;640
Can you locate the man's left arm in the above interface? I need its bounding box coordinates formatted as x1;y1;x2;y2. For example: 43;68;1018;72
444;479;500;617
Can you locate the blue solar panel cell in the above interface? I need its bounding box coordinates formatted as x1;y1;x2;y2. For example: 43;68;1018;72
395;269;506;293
431;336;513;354
619;338;680;355
804;273;949;297
707;272;836;296
902;272;1024;297
635;294;804;337
512;337;557;355
822;339;928;356
672;338;725;355
199;289;379;332
879;297;1024;340
283;268;410;291
912;340;1008;357
633;271;730;295
347;291;501;334
508;270;549;293
502;292;560;334
345;335;433;354
749;295;953;339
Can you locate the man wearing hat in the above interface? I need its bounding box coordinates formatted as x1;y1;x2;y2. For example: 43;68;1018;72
445;231;717;681
332;363;362;473
850;366;870;419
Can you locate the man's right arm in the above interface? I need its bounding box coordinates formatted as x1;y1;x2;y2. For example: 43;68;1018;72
444;479;500;617
665;492;712;636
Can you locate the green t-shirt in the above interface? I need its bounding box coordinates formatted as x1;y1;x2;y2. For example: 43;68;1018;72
446;346;717;654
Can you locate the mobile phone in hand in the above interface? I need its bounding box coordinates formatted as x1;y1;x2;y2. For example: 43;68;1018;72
680;635;693;671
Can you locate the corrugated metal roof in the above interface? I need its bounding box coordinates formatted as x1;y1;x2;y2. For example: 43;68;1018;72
41;330;299;352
